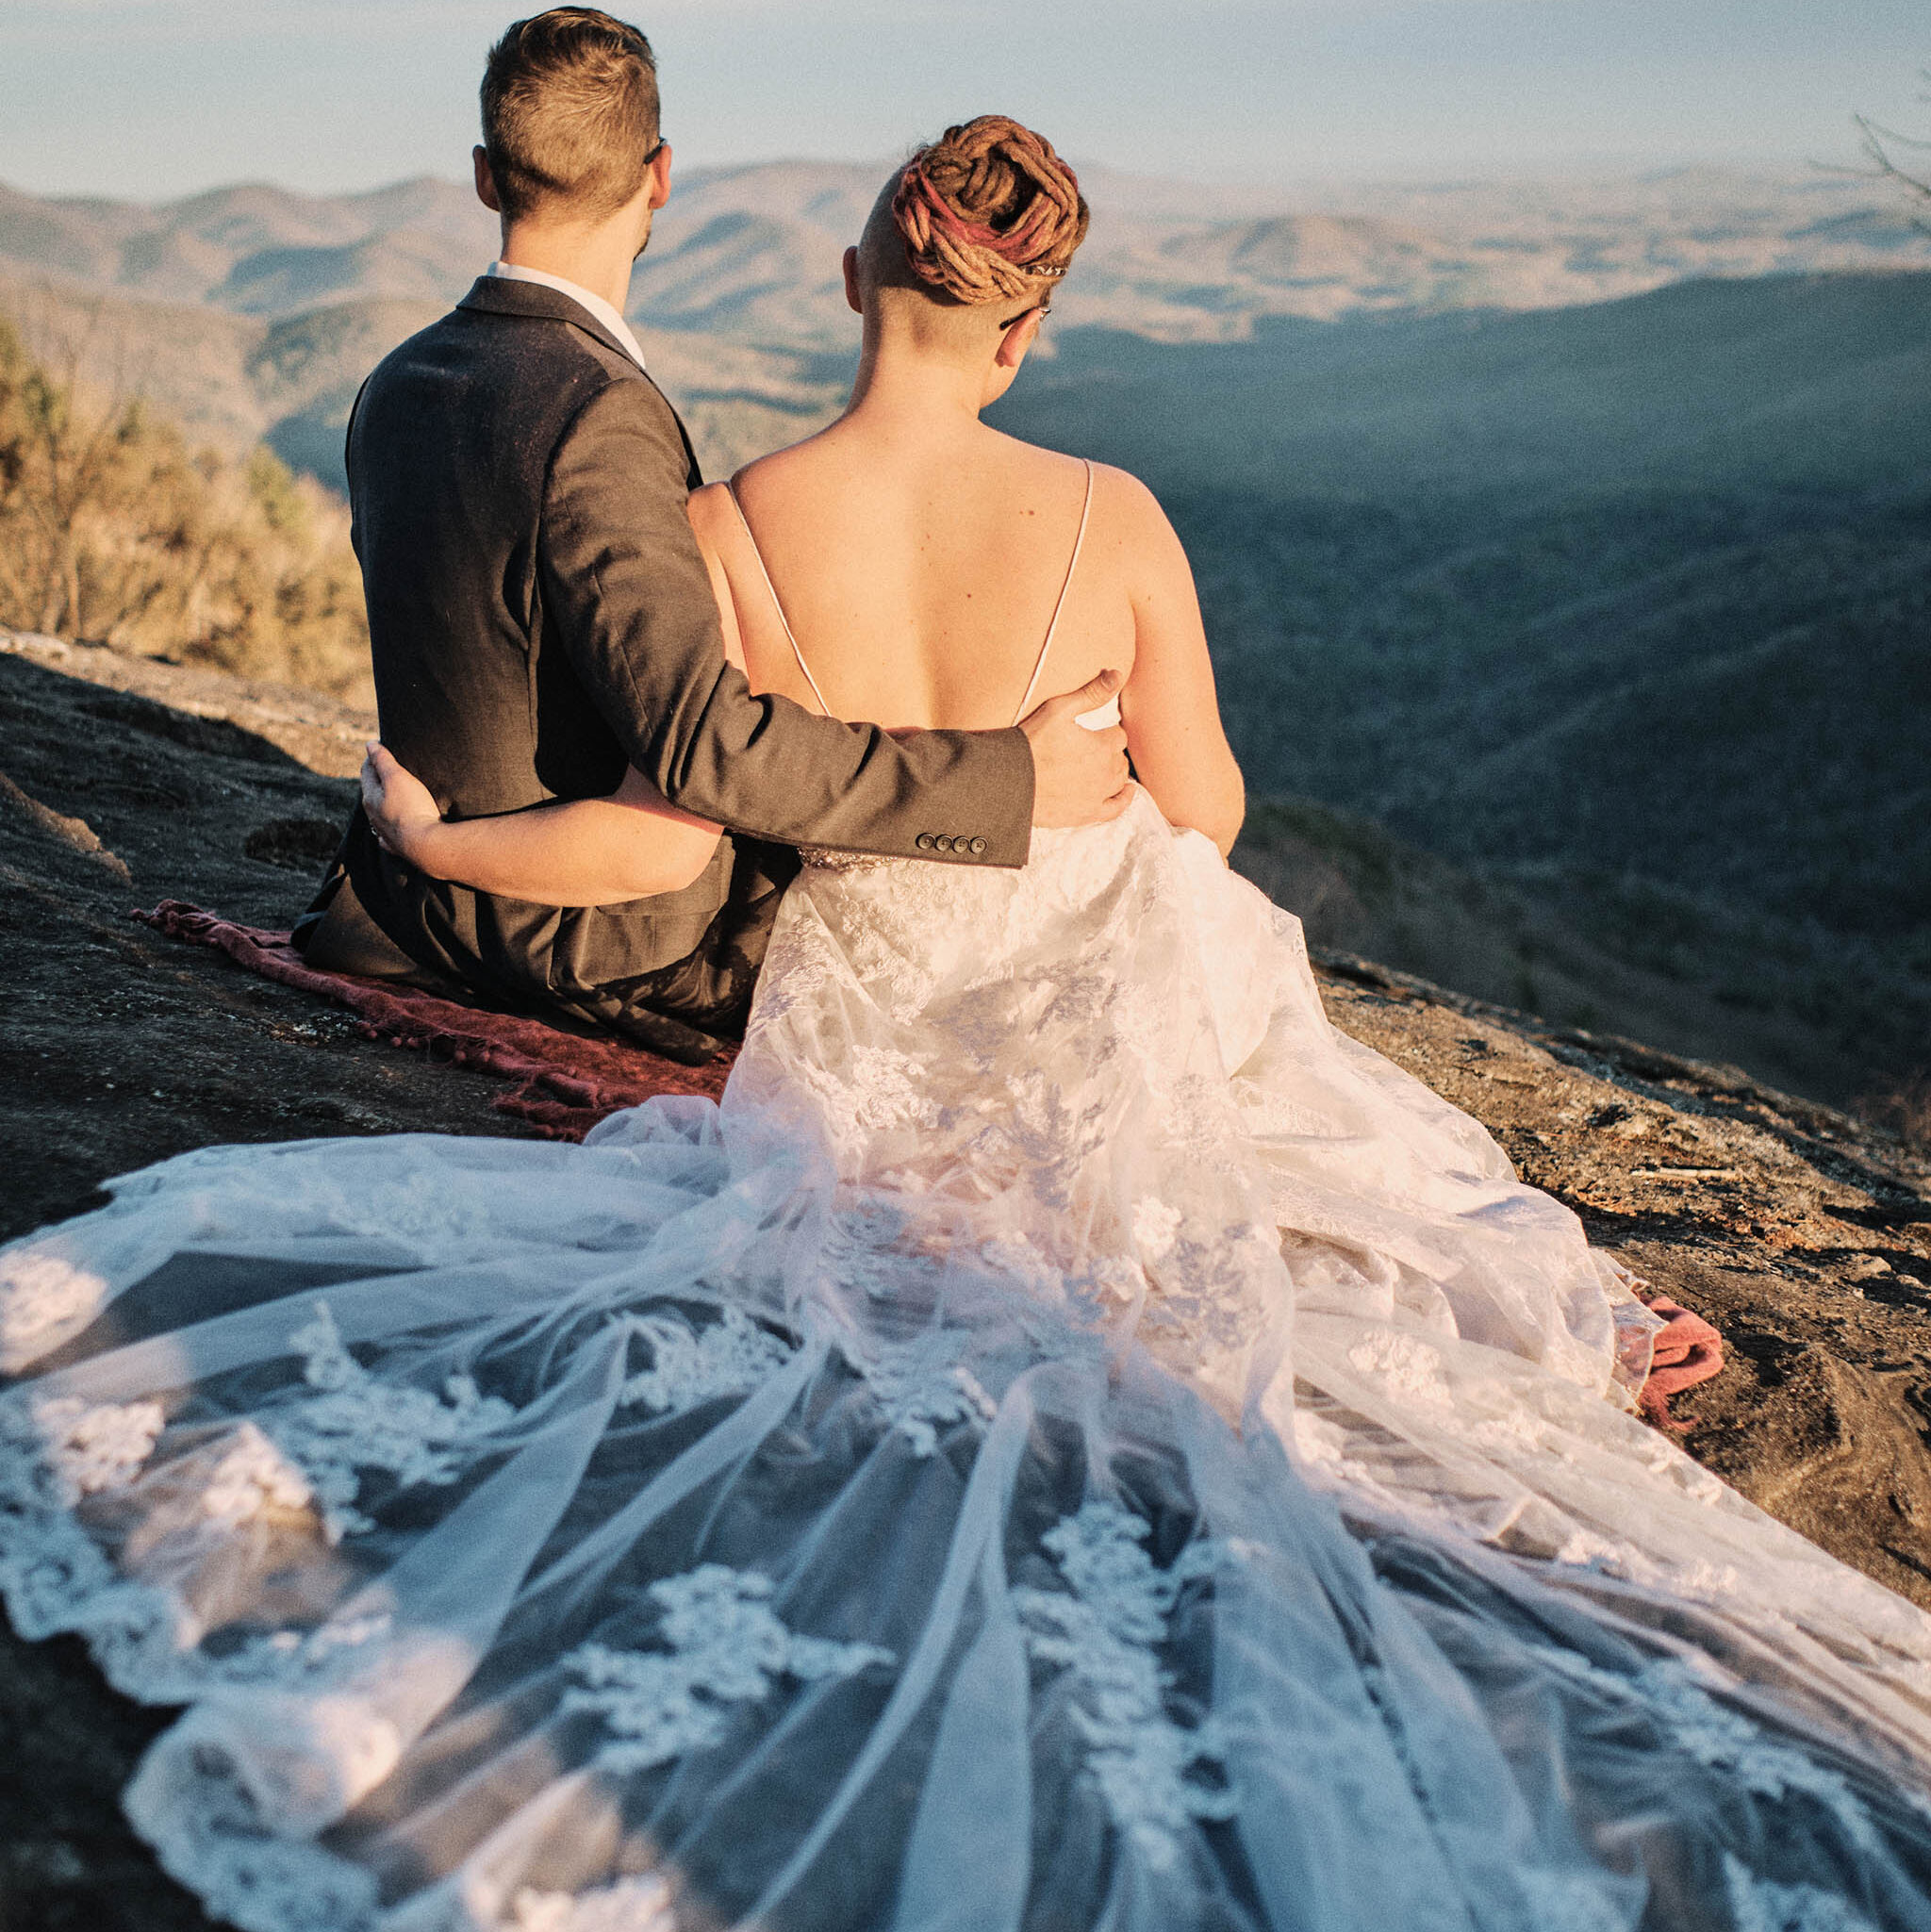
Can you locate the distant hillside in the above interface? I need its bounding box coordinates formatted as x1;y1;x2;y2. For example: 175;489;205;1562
1234;792;1931;1114
992;270;1931;918
1;164;1921;1107
998;270;1931;495
4;157;1923;481
994;268;1931;1103
4;161;1926;345
0;175;495;313
0;274;848;487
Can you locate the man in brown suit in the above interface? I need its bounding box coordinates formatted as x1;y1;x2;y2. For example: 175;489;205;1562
295;8;1130;1060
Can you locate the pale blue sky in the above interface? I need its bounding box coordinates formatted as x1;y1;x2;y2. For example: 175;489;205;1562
1;0;1923;200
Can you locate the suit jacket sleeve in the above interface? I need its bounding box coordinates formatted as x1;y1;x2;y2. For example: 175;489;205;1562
539;377;1035;866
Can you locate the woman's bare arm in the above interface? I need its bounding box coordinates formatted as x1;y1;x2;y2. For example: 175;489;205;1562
687;483;750;669
361;747;721;907
1111;472;1246;855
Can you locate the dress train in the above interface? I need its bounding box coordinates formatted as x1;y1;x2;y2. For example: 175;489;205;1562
4;791;1929;1931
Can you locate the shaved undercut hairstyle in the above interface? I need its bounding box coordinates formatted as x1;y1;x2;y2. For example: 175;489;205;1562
481;8;661;223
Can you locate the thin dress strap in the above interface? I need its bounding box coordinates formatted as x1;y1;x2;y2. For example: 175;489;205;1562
728;464;1095;726
726;486;833;717
1011;459;1096;725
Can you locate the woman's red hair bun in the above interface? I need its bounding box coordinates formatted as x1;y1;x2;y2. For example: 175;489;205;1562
891;114;1090;304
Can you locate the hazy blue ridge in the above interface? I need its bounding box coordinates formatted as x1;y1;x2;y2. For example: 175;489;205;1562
4;165;1925;1100
991;271;1931;944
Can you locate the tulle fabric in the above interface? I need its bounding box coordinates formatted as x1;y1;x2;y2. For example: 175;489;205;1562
4;788;1931;1932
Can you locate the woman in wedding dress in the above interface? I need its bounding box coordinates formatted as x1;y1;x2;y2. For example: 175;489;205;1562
5;117;1931;1932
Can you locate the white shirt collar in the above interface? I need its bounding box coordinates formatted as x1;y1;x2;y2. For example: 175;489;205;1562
486;260;648;372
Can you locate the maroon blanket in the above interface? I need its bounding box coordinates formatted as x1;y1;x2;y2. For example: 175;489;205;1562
135;900;1725;1422
133;900;734;1141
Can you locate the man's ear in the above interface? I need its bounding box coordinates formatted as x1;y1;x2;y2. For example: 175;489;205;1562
995;305;1045;370
843;246;862;317
472;145;502;214
646;140;673;211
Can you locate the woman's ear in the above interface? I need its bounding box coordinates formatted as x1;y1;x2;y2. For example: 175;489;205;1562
843;246;862;316
982;306;1046;409
994;305;1046;371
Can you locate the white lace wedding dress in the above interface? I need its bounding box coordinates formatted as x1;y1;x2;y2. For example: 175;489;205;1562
5;788;1931;1932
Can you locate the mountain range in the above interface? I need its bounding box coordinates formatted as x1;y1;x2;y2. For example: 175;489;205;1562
988;268;1931;925
4;160;1925;341
1;161;1924;1107
4;160;1925;504
990;266;1931;1104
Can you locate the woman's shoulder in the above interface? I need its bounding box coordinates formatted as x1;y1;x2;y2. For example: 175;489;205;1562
1051;455;1183;586
726;431;847;497
984;434;1169;526
1086;457;1170;526
702;439;858;543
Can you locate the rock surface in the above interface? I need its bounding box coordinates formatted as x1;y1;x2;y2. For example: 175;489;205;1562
1322;957;1931;1601
1;633;1928;1928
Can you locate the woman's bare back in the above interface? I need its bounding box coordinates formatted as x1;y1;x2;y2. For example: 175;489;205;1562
690;413;1242;854
692;422;1134;732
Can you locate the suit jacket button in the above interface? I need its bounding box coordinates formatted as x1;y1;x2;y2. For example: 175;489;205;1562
916;834;935;850
933;834;953;852
969;837;987;855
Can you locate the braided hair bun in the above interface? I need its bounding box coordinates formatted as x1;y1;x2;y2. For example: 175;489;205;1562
891;115;1090;305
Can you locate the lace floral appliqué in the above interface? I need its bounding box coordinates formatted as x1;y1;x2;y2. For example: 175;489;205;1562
1013;1498;1233;1868
562;1565;893;1775
255;1301;518;1542
509;1874;678;1932
1723;1854;1879;1932
0;1247;114;1374
212;1611;396;1688
846;1330;998;1457
1131;1197;1184;1261
10;1395;165;1503
1540;1646;1881;1855
610;1306;793;1414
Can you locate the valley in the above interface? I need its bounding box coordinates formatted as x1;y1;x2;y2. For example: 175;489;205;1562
1;163;1923;1113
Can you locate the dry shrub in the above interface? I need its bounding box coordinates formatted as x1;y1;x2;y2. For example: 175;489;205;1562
0;315;371;701
1856;1072;1931;1155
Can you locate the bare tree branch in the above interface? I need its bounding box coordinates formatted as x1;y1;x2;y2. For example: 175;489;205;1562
1856;116;1931;197
1841;70;1931;232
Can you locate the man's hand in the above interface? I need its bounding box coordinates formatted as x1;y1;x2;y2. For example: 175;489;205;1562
1020;668;1134;827
359;742;441;861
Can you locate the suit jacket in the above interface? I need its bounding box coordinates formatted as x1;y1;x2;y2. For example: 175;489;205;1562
299;274;1034;1060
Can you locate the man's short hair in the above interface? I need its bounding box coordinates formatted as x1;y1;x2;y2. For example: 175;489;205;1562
481;9;660;223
